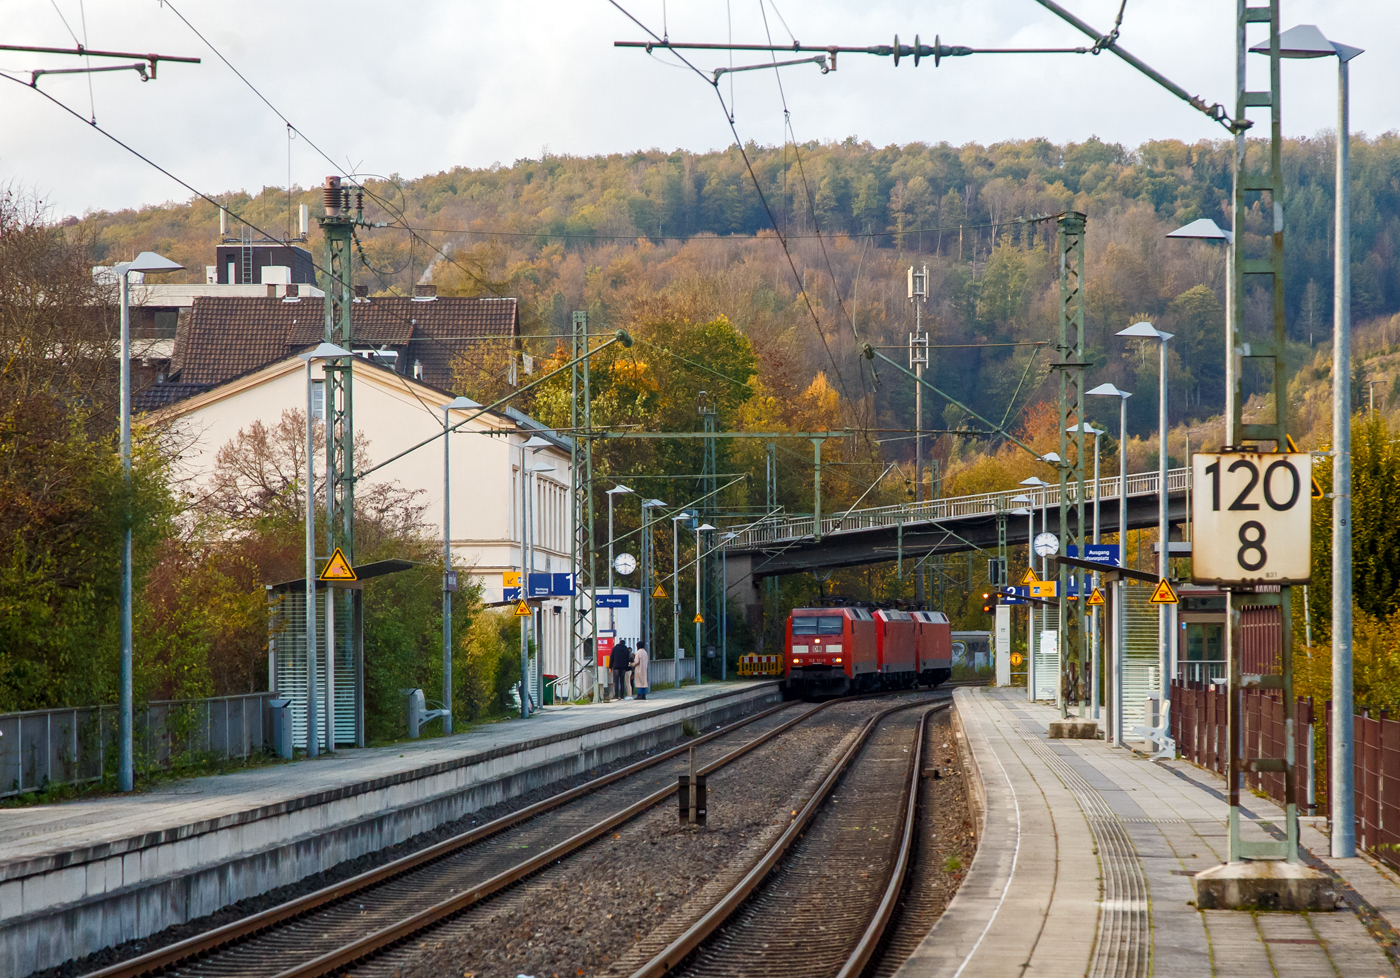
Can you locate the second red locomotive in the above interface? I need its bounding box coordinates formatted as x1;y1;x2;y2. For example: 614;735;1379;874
783;606;952;697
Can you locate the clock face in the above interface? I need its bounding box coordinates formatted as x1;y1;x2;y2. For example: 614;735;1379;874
613;552;637;575
1033;532;1061;558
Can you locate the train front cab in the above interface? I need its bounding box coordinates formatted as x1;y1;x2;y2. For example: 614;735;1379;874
785;608;876;697
912;610;953;688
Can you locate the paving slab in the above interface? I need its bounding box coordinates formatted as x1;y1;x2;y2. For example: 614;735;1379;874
894;687;1400;978
0;680;779;978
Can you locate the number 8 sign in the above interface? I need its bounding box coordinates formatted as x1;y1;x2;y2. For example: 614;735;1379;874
1191;451;1311;585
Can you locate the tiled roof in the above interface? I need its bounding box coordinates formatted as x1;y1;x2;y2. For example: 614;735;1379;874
133;381;213;412
174;295;518;390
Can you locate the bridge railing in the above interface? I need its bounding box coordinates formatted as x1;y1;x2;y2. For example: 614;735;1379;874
725;466;1188;548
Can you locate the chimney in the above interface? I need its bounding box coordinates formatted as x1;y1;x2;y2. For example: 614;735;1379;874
286;283;299;297
413;359;424;380
267;284;277;298
413;283;437;299
354;285;368;298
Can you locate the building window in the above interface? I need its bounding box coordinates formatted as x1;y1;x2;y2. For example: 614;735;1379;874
312;380;325;421
153;310;178;339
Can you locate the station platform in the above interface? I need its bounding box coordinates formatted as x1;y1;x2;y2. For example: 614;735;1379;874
896;686;1400;978
0;679;780;978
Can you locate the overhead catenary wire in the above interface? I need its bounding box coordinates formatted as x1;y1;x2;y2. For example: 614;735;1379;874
605;0;852;401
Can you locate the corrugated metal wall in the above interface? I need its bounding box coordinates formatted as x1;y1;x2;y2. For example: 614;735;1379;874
274;590;355;748
1121;583;1162;731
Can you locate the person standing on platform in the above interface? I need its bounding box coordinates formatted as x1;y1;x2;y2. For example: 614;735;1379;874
612;640;633;701
632;644;650;700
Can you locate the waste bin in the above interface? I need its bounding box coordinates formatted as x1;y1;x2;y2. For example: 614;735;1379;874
543;675;558;706
268;699;292;759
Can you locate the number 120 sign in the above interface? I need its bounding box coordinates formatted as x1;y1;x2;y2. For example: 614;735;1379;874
1191;452;1311;585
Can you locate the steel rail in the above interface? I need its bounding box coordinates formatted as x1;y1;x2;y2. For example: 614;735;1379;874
266;694;902;978
834;704;935;978
627;696;949;978
89;687;923;978
86;693;794;978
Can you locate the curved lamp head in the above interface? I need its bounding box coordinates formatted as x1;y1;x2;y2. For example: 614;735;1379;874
696;523;716;532
642;498;668;508
1010;494;1033;504
1087;382;1132;399
1166;218;1233;244
1066;422;1106;435
607;485;635;496
443;396;475;411
1020;476;1050;488
523;435;553;450
1117;321;1174;341
1251;24;1362;62
301;342;351;361
118;251;184;276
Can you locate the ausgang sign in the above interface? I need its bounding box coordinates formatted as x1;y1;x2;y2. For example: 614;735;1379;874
1191;451;1311;586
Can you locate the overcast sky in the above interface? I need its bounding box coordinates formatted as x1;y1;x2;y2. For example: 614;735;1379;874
1;1;1394;219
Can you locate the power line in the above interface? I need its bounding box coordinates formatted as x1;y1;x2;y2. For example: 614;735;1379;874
606;0;852;401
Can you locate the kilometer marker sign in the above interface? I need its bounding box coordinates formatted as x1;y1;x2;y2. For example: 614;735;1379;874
1191;450;1311;585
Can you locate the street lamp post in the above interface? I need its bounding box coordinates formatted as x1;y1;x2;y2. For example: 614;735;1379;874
606;486;634;637
440;396;474;736
527;459;557;711
1088;383;1132;747
115;252;184;791
721;531;737;679
1016;482;1046;702
1246;22;1364;861
640;499;666;655
672;512;695;666
693;522;716;679
1117;322;1174;710
519;435;552;718
1069;422;1106;719
298;342;351;759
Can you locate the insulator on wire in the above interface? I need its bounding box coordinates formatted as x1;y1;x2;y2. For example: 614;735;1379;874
355;191;364;212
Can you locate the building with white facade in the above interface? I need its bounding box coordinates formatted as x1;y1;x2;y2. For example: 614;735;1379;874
149;352;578;690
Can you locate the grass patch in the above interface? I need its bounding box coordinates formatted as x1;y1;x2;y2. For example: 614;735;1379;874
943;854;964;873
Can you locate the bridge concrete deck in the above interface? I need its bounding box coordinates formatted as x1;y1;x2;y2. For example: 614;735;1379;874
895;686;1400;978
0;679;780;978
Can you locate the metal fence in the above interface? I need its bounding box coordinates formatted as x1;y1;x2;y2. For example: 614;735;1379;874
0;692;274;798
648;657;699;687
1324;705;1400;870
1170;680;1315;813
723;466;1190;549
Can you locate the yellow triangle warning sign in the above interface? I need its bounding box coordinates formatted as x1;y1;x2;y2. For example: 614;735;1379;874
318;548;356;581
1286;434;1301;452
652;584;668;599
1021;567;1040;585
693;612;704;624
513;600;532;617
1149;578;1179;605
1312;476;1324;499
1087;587;1106;606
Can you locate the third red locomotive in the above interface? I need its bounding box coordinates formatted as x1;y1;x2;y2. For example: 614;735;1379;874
783;606;952;697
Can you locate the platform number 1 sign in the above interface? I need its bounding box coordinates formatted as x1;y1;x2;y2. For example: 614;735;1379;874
1191;451;1311;586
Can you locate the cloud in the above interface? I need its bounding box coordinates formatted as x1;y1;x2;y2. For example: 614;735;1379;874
0;0;1392;217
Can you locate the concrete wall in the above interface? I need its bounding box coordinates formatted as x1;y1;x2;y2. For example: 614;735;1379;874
0;683;780;978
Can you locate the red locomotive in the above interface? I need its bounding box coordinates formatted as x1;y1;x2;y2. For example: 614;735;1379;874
784;606;952;697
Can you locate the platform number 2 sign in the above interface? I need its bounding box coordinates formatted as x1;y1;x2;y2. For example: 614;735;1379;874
1191;452;1311;585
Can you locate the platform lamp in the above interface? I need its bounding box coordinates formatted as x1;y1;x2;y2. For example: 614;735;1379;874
518;435;554;717
671;511;697;664
1249;22;1363;862
606;485;634;623
298;341;351;759
1086;383;1132;748
114;252;184;790
640;498;667;656
1116;322;1174;709
439;395;475;737
693;522;716;679
1011;492;1037;702
1068;422;1107;721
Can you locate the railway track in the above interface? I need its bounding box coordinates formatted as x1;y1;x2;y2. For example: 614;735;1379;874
84;690;936;978
628;698;946;978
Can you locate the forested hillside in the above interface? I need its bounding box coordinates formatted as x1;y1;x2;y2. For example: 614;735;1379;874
80;134;1400;452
